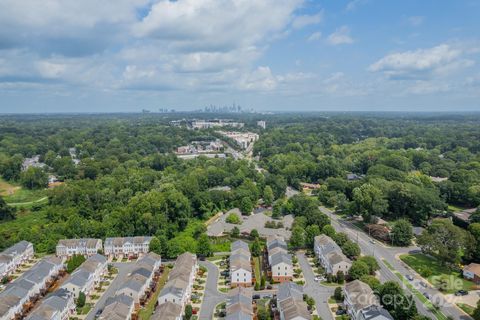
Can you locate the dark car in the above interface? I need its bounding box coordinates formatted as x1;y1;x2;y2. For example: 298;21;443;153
455;290;468;296
252;294;261;300
336;309;346;315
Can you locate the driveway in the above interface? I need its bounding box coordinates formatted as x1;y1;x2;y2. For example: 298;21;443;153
207;208;293;239
198;261;227;320
296;252;335;320
85;262;138;320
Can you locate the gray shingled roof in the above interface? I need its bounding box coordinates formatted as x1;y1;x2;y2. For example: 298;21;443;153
277;282;303;303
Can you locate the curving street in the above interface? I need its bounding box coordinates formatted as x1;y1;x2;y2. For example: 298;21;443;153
198;260;227;320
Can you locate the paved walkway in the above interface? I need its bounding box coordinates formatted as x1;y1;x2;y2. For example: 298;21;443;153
296;252;335;320
198;261;227;320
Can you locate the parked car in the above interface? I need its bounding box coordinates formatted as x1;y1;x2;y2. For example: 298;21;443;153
455;290;468;296
420;281;427;288
253;294;260;300
336;309;346;315
314;276;325;282
406;274;414;281
369;239;376;244
266;285;272;289
423;292;430;300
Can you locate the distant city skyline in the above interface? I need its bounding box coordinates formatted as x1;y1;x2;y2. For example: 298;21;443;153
0;0;479;113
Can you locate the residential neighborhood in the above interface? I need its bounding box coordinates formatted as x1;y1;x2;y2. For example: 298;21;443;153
0;241;34;279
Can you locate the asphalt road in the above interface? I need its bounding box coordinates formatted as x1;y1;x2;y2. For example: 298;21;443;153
85;262;138;320
320;206;472;320
198;261;227;320
296;252;335;320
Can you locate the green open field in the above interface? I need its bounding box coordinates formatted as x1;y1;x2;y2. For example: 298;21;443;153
0;178;48;207
400;253;476;293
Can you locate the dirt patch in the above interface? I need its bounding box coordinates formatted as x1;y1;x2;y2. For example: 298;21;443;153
0;180;20;196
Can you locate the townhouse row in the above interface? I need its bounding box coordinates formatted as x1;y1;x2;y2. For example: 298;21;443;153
98;252;162;320
0;241;34;278
266;236;293;283
230;240;253;287
25;254;108;320
0;256;64;320
314;234;352;276
344;280;394;320
153;252;197;320
56;236;153;259
277;282;311;320
226;287;254;319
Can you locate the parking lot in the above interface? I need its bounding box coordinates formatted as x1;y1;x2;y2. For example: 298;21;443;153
207;208;294;239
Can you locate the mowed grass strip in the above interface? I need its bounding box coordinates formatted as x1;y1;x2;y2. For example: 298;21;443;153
138;268;171;320
400;253;475;293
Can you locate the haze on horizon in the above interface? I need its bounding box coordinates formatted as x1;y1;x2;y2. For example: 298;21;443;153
0;0;479;113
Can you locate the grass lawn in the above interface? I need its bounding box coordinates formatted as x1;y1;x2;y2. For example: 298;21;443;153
207;254;229;262
253;256;262;285
3;187;47;204
210;238;231;253
400;253;475;293
0;178;20;196
448;204;469;212
456;303;475;316
77;303;93;315
138;268;171;320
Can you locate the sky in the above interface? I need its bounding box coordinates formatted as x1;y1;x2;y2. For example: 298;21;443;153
0;0;479;113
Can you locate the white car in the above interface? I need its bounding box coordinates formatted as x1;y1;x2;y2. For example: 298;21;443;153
314;276;325;282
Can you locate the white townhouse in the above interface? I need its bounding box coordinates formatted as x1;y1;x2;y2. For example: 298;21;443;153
270;252;294;283
98;295;135;320
267;236;293;283
104;236;153;258
230;240;252;287
0;256;64;320
344;280;394;320
314;235;352;275
26;288;75;320
61;254;107;298
0;241;34;278
152;301;183;320
56;239;102;258
116;252;162;306
158;252;197;312
225;287;254;320
277;282;311;320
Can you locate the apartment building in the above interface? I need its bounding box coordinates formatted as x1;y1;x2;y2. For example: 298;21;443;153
61;254;107;298
98;295;135;320
116;252;162;306
56;239;102;258
104;236;153;259
267;236;293;283
226;287;254;320
314;235;352;275
0;241;34;278
26;288;75;320
0;256;64;320
158;252;197;315
344;280;393;320
230;240;252;287
277;282;311;320
151;301;182;320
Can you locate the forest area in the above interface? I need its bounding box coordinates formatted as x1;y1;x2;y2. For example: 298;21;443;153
0;113;479;268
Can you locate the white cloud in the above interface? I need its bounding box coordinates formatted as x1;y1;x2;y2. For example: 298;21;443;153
237;66;277;91
346;0;368;11
133;0;302;52
327;26;354;45
369;44;474;80
292;11;323;29
307;32;322;42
